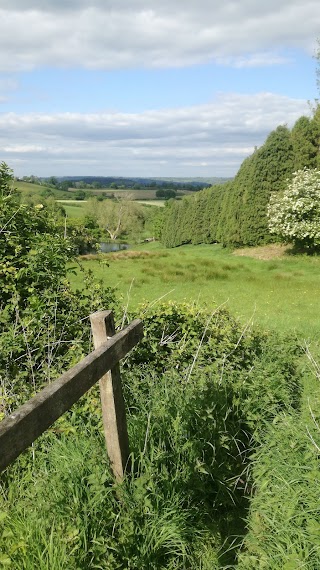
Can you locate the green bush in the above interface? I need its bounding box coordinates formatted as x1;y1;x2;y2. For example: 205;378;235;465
0;162;118;416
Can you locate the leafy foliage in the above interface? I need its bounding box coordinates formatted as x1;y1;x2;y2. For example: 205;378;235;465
87;196;145;241
0;162;118;415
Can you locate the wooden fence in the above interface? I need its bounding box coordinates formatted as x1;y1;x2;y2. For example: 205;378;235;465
0;310;143;481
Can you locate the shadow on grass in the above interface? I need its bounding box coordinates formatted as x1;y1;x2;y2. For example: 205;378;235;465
217;499;250;568
285;243;320;256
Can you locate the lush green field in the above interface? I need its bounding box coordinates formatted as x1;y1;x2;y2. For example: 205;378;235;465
136;199;165;206
15;180;71;202
72;242;320;340
60;201;88;218
15;180;51;196
67;187;172;201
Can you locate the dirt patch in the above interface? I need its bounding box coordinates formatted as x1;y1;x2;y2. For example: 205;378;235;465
233;244;290;260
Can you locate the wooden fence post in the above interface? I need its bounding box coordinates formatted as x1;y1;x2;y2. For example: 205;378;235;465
0;316;142;474
90;310;131;481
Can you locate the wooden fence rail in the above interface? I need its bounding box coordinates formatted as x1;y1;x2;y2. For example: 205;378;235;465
0;310;143;480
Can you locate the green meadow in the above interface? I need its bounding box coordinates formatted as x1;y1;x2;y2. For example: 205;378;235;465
73;242;320;341
59;200;88;218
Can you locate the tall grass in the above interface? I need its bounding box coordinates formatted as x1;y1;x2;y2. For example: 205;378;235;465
237;410;320;569
73;243;320;340
2;241;320;568
0;301;304;568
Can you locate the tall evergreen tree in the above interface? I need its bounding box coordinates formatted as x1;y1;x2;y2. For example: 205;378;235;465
291;116;319;171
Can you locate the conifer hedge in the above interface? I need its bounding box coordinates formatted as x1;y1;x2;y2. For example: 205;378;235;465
161;115;320;248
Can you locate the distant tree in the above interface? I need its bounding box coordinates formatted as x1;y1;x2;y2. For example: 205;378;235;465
164;189;177;199
48;176;58;187
156;188;176;199
88;196;145;240
29;175;41;185
75;181;86;189
268;168;320;250
58;180;71;192
75;189;86;200
63;217;101;254
41;188;54;198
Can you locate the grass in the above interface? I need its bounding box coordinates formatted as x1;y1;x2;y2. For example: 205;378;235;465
62;201;88;218
71;244;320;567
1;300;303;569
60;198;161;219
136;199;165;207
72;242;320;340
2;238;320;568
15;180;52;200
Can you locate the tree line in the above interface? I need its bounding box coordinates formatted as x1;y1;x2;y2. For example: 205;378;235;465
160;110;320;248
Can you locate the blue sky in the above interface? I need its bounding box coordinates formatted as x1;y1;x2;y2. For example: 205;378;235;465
0;1;319;178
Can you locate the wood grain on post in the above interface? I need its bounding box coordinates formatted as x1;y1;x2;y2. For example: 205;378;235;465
0;317;143;473
90;311;136;481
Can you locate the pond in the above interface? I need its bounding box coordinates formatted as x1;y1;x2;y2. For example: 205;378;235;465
100;242;130;253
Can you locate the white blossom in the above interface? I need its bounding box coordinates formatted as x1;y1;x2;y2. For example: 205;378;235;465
267;168;320;248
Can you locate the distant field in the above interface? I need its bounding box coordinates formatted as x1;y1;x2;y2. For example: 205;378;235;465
106;189;164;200
15;180;50;195
66;188;161;200
15;180;71;201
56;199;88;203
71;242;320;340
61;202;88;218
136;200;165;207
14;180;185;204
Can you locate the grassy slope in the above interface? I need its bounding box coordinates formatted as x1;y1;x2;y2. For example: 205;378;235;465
62;201;88;218
15;180;71;201
72;242;320;340
15;180;51;196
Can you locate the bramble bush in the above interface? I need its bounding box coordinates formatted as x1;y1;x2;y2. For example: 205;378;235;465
268;168;320;250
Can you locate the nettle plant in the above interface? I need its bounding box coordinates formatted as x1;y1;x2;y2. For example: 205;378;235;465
267;168;320;250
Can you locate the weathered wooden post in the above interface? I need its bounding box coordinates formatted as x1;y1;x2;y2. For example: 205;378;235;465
90;310;132;481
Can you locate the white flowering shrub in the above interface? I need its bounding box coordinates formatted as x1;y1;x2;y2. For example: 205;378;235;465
267;168;320;250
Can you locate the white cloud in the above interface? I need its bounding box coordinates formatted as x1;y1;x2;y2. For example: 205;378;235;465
0;1;318;71
217;53;292;69
0;92;309;177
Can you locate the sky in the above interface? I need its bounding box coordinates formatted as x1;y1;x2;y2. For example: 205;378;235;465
0;0;319;178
